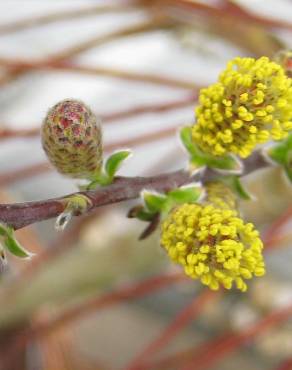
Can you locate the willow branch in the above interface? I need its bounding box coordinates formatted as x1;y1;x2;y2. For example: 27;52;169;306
0;150;270;230
0;3;136;35
0;125;180;187
0;16;174;87
166;0;292;31
0;57;196;90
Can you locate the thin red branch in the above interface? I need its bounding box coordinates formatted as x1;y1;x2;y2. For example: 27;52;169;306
124;289;218;370
0;16;175;87
0;162;51;187
264;233;292;251
0;272;188;370
263;206;292;249
166;0;292;31
0;57;197;90
0;92;198;141
179;302;292;370
149;302;292;370
275;358;292;370
102;92;198;122
0;2;136;35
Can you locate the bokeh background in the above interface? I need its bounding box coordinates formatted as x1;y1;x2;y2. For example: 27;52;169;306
0;1;291;370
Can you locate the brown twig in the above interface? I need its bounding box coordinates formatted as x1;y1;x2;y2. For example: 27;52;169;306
0;170;191;230
0;150;270;230
0;124;180;187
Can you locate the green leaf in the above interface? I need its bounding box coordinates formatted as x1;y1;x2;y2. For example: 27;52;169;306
86;171;113;187
284;165;292;183
221;176;253;200
168;185;203;204
268;144;287;165
284;150;292;183
180;126;198;157
105;150;132;180
205;154;242;173
180;126;242;173
232;176;253;200
286;132;292;149
4;235;33;258
231;176;253;200
127;205;154;221
267;136;292;184
142;191;167;213
0;224;8;237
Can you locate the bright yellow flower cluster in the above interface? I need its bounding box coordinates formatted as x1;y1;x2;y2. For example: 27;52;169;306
160;203;265;291
192;56;292;158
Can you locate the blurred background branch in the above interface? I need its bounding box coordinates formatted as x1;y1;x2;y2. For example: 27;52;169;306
0;1;291;370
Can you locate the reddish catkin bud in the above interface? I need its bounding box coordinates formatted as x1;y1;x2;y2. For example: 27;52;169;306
42;99;103;179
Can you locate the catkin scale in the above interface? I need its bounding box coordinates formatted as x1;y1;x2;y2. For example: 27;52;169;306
41;99;103;179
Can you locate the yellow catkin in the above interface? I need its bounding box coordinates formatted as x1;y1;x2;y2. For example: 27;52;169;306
205;181;237;210
192;56;292;158
160;203;265;292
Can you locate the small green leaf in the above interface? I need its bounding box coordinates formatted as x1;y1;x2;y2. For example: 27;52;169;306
284;150;292;182
284;165;292;182
168;185;203;204
142;191;167;213
221;176;253;200
180;126;198;157
268;144;287;165
267;136;292;184
105;150;132;180
127;205;154;221
180;126;242;173
88;173;110;188
232;177;253;200
205;154;242;173
286;132;292;149
0;224;8;236
4;236;33;258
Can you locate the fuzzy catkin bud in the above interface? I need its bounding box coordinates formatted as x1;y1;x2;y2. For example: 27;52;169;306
42;99;102;179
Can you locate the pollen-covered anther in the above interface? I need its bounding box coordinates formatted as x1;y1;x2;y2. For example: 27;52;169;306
160;203;265;292
192;56;292;158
